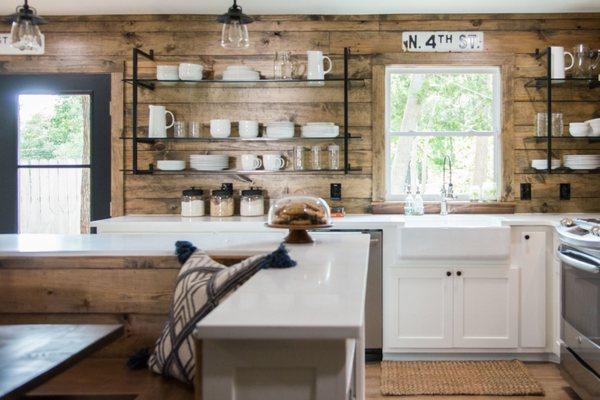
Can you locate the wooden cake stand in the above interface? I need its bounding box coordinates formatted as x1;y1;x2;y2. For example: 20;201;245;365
266;224;332;244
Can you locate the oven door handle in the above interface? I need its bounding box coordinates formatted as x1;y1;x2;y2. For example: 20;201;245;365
558;248;600;274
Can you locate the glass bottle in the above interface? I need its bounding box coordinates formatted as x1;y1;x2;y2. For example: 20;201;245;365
413;186;424;216
404;185;414;216
181;187;204;217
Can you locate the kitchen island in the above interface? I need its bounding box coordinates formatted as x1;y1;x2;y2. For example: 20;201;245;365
0;232;370;400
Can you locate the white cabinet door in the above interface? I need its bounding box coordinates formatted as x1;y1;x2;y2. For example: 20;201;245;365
386;268;453;348
453;267;519;348
512;230;547;348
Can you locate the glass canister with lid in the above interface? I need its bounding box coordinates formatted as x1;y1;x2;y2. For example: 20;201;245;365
210;186;234;217
240;187;265;216
181;187;205;217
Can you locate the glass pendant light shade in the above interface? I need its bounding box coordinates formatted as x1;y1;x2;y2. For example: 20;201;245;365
217;0;253;49
11;19;43;51
4;0;46;52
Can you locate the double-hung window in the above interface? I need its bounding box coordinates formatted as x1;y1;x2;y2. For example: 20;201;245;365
384;66;502;201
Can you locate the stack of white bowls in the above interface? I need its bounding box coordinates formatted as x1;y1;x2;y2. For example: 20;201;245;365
531;159;561;170
301;122;340;138
156;160;186;171
189;155;229;171
178;63;203;81
265;121;295;138
564;154;600;170
587;118;600;137
222;65;260;81
569;119;600;137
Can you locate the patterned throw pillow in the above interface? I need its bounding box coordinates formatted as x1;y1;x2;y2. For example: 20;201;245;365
148;248;267;384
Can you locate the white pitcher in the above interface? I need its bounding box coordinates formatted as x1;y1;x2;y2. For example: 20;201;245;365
307;50;333;80
148;105;174;138
550;46;574;79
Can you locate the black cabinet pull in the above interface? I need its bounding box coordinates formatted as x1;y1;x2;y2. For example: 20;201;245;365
525;235;530;240
456;271;462;276
446;271;452;277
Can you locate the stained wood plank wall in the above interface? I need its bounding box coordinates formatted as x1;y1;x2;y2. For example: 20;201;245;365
1;13;599;213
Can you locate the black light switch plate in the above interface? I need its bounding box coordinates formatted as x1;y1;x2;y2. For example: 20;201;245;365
520;183;531;200
560;183;571;200
330;183;342;200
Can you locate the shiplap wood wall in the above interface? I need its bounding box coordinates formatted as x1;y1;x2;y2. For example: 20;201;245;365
1;13;599;213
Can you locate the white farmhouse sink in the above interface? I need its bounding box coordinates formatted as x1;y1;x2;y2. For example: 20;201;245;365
398;216;510;261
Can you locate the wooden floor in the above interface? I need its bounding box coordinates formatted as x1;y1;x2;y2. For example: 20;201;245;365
31;359;578;399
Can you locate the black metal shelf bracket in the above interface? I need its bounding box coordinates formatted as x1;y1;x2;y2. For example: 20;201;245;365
546;46;552;174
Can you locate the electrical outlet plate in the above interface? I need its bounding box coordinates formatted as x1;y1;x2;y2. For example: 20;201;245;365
330;183;342;200
520;183;531;201
560;183;571;200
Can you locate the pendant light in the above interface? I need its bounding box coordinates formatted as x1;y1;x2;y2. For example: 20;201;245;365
217;0;253;49
4;0;46;51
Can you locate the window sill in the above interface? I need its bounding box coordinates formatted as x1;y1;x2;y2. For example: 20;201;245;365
370;201;515;215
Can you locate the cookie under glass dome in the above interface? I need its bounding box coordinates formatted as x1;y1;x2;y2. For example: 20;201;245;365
267;196;332;243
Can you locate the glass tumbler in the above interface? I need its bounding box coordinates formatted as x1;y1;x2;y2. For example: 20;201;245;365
551;113;564;137
328;144;340;170
189;121;201;138
311;145;322;170
535;113;548;137
174;121;187;138
293;146;305;171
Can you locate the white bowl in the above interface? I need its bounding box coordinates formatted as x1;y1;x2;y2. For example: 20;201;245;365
585;118;600;135
266;122;295;138
210;119;231;138
531;159;560;170
157;160;186;171
238;120;259;138
156;65;179;80
179;63;203;81
569;122;592;137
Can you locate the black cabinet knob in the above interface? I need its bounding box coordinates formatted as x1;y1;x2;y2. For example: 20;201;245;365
525;235;530;240
456;271;462;276
446;271;452;276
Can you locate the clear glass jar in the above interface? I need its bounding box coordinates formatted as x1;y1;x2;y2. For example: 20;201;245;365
181;187;204;217
210;189;234;217
294;146;305;171
311;145;321;170
267;196;332;226
328;144;340;170
240;187;265;216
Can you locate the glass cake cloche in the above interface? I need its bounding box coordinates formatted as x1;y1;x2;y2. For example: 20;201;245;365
266;196;332;243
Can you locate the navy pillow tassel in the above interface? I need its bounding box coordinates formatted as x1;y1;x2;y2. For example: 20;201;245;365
175;240;197;264
259;243;297;269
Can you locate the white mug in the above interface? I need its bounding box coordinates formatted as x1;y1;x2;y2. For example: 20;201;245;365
238;120;259;138
550;46;574;79
210;119;231;138
263;154;285;171
148;105;174;138
241;154;262;170
307;50;333;80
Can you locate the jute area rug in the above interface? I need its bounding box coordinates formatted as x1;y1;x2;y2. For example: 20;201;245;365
381;360;545;396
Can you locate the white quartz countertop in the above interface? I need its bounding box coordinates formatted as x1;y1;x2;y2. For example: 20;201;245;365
194;233;370;340
0;232;290;257
91;213;600;232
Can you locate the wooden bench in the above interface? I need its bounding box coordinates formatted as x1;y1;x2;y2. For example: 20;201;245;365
0;254;246;399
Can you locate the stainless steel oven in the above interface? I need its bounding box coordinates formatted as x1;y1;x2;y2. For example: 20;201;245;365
558;220;600;400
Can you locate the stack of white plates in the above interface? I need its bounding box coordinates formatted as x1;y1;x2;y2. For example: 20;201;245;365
156;160;186;171
564;155;600;170
189;154;229;171
532;159;561;170
266;121;295;138
222;65;260;81
301;122;340;138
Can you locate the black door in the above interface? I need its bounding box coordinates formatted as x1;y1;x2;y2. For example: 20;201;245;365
0;74;111;233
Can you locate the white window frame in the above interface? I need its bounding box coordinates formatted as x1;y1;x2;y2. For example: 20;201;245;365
384;65;502;201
